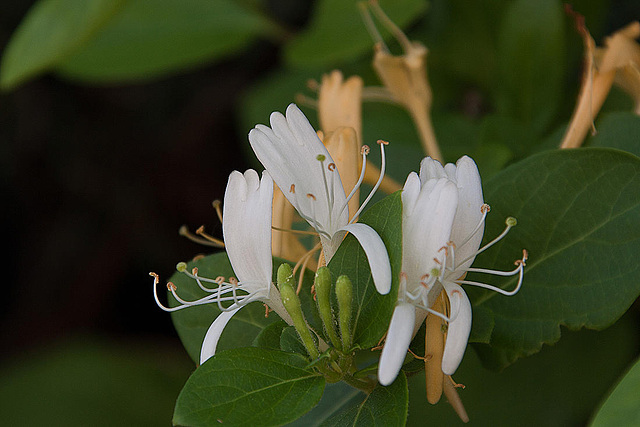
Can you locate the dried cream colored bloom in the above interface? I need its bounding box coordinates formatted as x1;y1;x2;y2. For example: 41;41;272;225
360;1;442;162
318;70;364;142
317;69;401;214
561;16;640;149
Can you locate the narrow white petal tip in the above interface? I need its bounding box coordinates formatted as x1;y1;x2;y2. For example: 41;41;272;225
199;306;242;365
441;282;472;375
378;303;416;386
339;223;391;295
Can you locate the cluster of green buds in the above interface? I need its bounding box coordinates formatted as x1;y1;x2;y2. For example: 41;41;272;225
276;263;374;392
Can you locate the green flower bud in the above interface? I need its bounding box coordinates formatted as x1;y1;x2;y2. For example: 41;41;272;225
314;267;340;348
336;275;353;351
277;263;319;359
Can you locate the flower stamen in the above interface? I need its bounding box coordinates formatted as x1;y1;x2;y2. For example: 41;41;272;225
455;249;528;296
337;145;370;220
348;140;387;224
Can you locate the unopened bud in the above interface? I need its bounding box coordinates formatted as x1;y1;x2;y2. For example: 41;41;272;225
336;275;353;351
277;263;319;359
315;267;340;348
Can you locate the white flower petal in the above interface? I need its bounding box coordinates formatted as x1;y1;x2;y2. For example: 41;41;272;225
441;281;472;375
402;179;458;290
450;156;484;270
222;170;273;291
200;305;242;365
401;172;421;218
419;156;446;184
248;104;348;235
378;302;416;385
338;223;392;295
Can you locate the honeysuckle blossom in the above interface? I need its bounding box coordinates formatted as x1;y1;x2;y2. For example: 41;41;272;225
248;103;391;295
378;156;526;387
153;169;292;364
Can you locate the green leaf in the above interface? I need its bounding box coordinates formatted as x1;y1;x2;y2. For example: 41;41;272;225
55;0;275;83
587;112;640;158
591;357;640;427
0;0;126;90
167;252;279;363
328;191;402;349
496;0;565;135
280;326;309;356
284;0;428;67
253;319;287;350
173;347;325;426
321;371;408;426
469;148;640;370
286;382;364;426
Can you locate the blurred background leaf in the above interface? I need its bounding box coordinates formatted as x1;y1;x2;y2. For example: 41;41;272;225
0;0;126;90
55;0;280;83
0;337;192;426
284;0;428;68
590;355;640;427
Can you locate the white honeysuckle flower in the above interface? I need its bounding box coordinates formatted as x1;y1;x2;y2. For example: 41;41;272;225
378;156;527;386
248;103;391;295
153;169;292;365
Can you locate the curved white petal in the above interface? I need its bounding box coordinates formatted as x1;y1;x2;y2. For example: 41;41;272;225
441;282;472;375
401;172;421;218
402;179;458;292
200;305;242;365
450;156;485;271
419;157;446;184
222;170;273;292
378;303;416;386
248;104;348;236
338;223;391;295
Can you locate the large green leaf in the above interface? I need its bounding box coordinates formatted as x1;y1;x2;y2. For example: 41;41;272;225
587;112;640;158
167;252;279;364
173;347;325;426
591;356;640;427
0;0;126;90
321;371;408;426
284;0;428;67
286;382;364;427
496;0;565;135
468;148;640;370
55;0;274;83
328;191;403;349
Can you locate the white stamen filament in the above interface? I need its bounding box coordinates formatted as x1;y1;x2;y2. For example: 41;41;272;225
349;141;387;224
317;156;333;220
456;218;515;268
152;272;267;313
337;146;369;220
455;251;527;296
455;204;490;251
